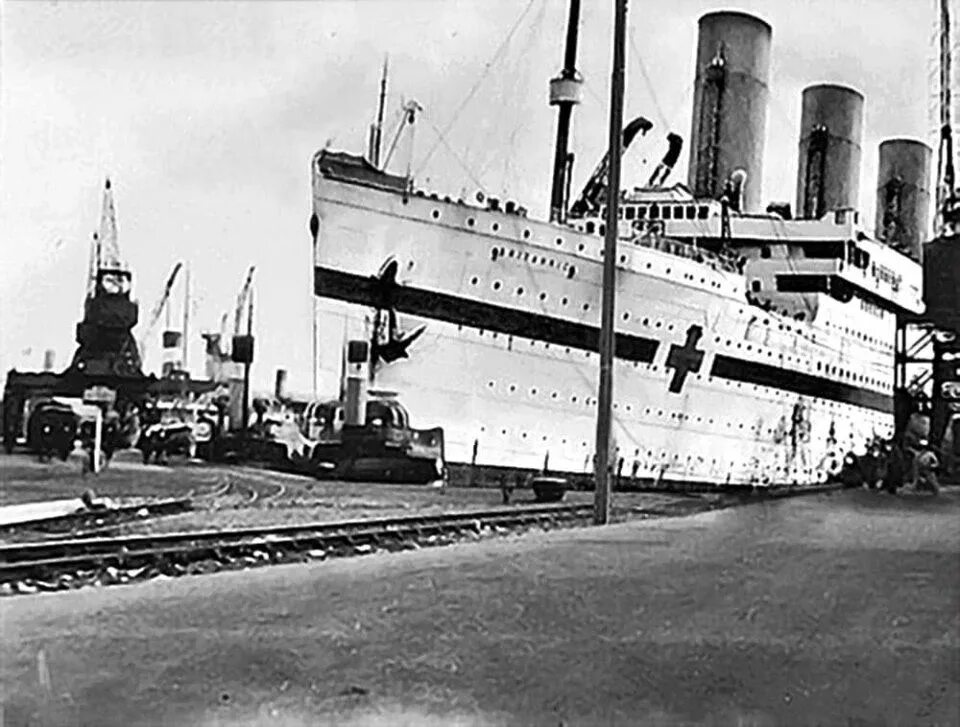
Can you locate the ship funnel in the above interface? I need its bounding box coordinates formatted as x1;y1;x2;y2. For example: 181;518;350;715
795;84;864;219
687;10;772;212
875;138;932;262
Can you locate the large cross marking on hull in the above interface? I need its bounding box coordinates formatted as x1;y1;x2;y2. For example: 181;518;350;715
666;324;705;393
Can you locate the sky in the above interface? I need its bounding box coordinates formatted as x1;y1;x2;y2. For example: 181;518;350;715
0;0;950;397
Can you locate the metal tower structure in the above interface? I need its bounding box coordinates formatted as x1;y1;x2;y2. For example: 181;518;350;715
893;0;960;477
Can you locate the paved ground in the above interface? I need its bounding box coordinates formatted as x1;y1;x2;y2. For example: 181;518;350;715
0;453;715;538
1;488;958;726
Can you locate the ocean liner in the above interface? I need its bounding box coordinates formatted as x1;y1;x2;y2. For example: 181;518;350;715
309;7;928;489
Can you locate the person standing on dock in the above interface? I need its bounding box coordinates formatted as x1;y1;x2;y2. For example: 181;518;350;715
914;442;941;495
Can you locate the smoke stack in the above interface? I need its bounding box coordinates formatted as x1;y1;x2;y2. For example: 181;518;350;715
795;84;864;219
42;349;56;372
343;340;369;427
688;10;772;212
274;368;288;401
875;138;932;262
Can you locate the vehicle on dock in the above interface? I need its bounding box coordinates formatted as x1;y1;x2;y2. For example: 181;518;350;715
26;400;78;462
302;392;445;484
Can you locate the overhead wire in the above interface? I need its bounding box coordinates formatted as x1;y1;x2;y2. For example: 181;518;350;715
420;110;490;196
628;28;668;131
414;0;540;176
469;0;547;193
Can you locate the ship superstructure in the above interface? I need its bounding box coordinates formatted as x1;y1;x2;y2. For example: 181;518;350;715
309;9;927;489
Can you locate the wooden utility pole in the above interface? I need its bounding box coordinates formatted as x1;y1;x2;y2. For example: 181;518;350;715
181;262;190;372
594;0;629;525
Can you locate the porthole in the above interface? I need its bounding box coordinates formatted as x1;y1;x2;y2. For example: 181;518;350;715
523;229;531;239
619;255;627;264
516;287;524;296
432;209;440;219
492;222;500;232
467;217;475;227
493;281;502;290
562;297;569;305
555;237;563;246
491;248;499;261
509;385;516;392
539;292;547;301
622;312;630;321
470;276;479;285
582;303;590;311
567;266;576;279
578;243;585;252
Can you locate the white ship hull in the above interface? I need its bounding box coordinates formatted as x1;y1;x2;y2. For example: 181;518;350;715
312;161;897;488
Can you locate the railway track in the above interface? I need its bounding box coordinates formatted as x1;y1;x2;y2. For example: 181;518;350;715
0;503;594;596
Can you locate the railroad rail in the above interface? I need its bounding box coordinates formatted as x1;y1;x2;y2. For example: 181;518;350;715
0;503;594;595
0;497;193;538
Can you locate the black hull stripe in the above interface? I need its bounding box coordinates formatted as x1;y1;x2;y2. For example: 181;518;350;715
711;355;892;413
315;266;893;414
315;266;659;363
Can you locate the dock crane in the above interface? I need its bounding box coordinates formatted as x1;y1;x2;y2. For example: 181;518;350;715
894;0;960;476
935;0;960;238
568;115;653;219
138;262;184;368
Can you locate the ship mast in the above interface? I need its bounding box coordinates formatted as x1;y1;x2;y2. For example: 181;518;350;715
548;0;583;223
593;0;628;525
369;55;389;169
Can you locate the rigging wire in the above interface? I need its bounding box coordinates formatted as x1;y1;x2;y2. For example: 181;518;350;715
420;110;489;196
414;0;539;176
628;28;669;131
468;0;547;191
